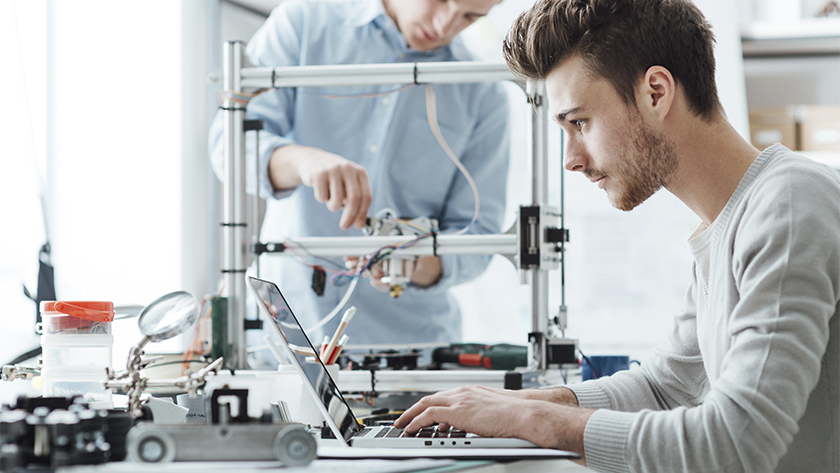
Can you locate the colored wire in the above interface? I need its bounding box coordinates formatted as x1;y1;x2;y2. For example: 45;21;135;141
578;348;598;379
425;84;480;235
218;88;272;106
219;81;479;341
283;239;346;273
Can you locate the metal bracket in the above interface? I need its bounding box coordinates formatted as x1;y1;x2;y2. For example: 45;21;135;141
517;204;563;270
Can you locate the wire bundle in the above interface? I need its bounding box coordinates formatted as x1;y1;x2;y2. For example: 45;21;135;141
225;80;483;337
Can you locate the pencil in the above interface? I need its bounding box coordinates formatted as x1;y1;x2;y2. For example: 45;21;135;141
289;344;317;357
322;306;355;361
320;335;330;358
327;334;349;364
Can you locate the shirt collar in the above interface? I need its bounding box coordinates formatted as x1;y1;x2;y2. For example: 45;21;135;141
347;0;465;59
347;0;388;28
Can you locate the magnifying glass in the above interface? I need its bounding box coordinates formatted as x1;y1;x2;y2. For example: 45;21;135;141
135;291;199;350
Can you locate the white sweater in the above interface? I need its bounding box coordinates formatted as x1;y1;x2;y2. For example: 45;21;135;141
570;144;840;473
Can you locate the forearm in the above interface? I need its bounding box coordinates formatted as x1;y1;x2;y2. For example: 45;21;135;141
267;144;306;191
519;402;593;456
519;386;580;406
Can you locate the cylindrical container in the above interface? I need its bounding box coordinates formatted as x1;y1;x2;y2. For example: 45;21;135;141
39;301;115;409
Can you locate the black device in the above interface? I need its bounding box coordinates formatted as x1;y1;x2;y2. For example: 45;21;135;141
0;395;133;472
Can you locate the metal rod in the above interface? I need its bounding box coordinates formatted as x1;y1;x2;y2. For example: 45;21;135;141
275;233;518;257
222;41;247;370
559;128;567;337
221;51;561;370
527;81;550;371
240;62;517;89
253;124;260;277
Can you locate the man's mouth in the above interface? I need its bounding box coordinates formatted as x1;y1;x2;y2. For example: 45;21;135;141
420;26;438;43
588;174;607;189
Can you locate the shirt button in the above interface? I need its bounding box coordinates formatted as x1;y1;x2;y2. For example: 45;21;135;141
381;97;390;106
370;145;379;154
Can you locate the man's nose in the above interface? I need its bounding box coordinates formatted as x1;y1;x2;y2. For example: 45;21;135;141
563;137;587;172
434;9;459;38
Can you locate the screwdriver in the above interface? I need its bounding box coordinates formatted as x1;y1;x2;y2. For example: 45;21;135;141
432;343;527;370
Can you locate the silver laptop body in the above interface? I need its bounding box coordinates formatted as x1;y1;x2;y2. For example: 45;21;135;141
245;276;543;449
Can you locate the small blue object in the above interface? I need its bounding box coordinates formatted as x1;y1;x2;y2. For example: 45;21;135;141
581;355;640;381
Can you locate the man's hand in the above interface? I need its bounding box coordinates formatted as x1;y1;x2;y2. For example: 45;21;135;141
344;256;443;290
269;145;372;230
393;385;593;456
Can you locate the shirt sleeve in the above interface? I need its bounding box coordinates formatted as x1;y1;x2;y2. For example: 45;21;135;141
569;277;709;413
207;1;306;201
409;83;511;293
572;165;840;473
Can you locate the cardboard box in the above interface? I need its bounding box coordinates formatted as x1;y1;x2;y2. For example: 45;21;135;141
749;108;798;150
799;105;840;152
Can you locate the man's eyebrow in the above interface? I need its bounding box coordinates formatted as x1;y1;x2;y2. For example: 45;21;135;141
554;107;583;123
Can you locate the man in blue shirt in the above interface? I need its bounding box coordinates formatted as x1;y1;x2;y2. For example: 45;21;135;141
208;0;510;356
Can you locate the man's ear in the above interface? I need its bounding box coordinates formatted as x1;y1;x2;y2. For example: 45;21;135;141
637;66;675;121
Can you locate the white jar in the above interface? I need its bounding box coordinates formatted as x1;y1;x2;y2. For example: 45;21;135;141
39;301;115;409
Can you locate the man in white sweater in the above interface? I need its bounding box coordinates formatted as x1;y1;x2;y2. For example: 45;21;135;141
394;0;840;471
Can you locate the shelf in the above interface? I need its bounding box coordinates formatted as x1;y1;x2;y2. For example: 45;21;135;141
741;18;840;57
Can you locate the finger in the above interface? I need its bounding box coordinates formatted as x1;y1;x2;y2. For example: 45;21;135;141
326;170;346;212
395;396;432;428
312;172;330;203
370;276;389;292
404;258;416;280
395;391;457;429
406;406;451;434
340;172;363;230
343;256;359;270
353;172;373;229
369;266;388;291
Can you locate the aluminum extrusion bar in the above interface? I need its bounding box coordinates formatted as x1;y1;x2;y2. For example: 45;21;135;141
222;42;248;370
527;82;551;371
275;233;517;258
240;61;517;89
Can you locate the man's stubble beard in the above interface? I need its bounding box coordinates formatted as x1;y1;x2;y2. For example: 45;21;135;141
608;121;678;212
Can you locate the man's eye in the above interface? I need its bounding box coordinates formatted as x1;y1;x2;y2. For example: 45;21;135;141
572;119;586;130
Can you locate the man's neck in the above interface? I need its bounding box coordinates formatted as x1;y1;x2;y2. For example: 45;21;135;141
666;114;761;226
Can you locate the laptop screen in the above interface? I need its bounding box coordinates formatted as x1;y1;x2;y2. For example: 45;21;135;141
247;276;361;441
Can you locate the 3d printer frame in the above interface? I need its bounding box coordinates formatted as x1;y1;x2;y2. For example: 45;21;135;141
219;41;572;372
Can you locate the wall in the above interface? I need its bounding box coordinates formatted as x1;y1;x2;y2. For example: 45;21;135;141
0;1;49;401
1;1;218;382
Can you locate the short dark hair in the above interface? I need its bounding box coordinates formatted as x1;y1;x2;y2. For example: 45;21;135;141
502;0;723;120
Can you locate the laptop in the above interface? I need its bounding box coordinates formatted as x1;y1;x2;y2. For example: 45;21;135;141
245;276;578;457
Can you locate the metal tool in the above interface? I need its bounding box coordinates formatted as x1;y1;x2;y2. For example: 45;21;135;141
363;215;439;298
432;343;528;371
104;291;223;417
126;387;316;465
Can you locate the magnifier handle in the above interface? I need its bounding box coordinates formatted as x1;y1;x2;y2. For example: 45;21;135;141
136;335;152;351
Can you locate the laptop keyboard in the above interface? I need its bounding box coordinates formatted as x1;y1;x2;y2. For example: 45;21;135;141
358;426;470;438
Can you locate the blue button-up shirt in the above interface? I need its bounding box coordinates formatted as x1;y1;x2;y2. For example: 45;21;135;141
209;0;511;349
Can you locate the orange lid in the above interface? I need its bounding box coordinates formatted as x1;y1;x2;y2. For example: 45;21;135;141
40;301;115;322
